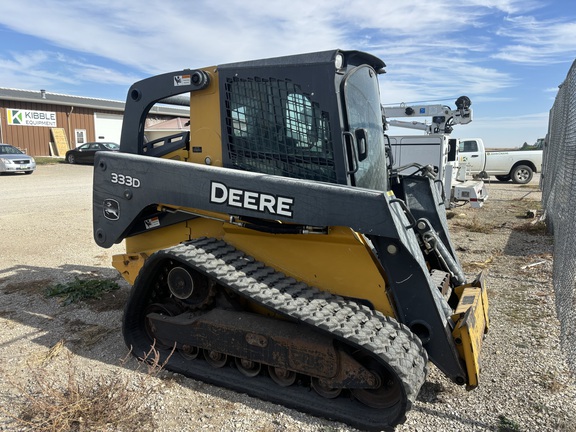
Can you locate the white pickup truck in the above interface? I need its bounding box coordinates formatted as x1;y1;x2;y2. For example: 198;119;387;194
459;138;543;184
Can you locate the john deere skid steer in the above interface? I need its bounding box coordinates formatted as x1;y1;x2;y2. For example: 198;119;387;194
92;49;489;431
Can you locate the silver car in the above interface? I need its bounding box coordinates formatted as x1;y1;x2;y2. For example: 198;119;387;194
0;144;36;174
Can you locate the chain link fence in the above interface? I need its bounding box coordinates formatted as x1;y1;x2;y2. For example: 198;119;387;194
541;59;576;375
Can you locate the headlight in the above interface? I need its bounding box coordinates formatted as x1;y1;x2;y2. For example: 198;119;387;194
0;158;12;164
335;53;344;70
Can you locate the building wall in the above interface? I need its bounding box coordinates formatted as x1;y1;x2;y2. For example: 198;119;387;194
0;100;119;156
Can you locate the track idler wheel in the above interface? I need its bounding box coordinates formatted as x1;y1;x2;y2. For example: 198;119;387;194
167;266;215;309
204;349;228;368
268;365;297;387
235;357;262;377
351;354;403;409
179;344;200;360
311;377;342;399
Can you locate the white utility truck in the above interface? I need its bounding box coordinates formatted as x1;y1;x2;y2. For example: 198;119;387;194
384;97;487;208
459;138;543;184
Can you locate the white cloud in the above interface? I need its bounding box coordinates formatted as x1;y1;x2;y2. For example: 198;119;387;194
0;0;564;117
544;86;564;96
379;46;517;105
450;111;549;148
467;0;541;15
0;1;346;72
493;16;576;64
0;0;544;71
0;51;75;89
471;111;549;129
0;50;140;95
55;54;142;86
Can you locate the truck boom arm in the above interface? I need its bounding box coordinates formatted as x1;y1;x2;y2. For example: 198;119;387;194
383;96;472;134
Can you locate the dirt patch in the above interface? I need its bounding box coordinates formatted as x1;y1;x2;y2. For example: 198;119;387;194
83;288;130;312
3;278;54;295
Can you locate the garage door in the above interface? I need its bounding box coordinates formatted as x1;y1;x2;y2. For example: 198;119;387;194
94;112;123;143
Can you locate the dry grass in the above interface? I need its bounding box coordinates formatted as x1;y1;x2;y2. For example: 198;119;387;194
35;157;65;165
1;341;174;432
518;183;540;189
513;220;548;235
538;371;567;393
453;215;495;234
462;255;495;272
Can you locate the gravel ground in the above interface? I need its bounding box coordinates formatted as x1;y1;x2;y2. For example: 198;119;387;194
0;164;574;431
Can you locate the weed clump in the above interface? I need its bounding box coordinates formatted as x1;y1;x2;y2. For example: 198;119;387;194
498;414;522;431
45;277;119;305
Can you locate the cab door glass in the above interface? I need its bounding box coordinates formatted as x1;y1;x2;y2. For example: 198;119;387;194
343;65;387;191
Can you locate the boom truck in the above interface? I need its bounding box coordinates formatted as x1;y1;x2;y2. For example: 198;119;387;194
383;97;487;208
92;50;489;431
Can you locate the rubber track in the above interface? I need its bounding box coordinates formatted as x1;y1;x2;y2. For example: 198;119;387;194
138;237;429;429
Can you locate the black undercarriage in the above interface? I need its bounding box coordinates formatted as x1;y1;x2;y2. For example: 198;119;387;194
122;237;428;431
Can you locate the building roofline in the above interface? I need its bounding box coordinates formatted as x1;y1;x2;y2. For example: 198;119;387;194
0;87;189;117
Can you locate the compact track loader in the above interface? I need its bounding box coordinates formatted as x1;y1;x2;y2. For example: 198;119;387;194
93;49;489;431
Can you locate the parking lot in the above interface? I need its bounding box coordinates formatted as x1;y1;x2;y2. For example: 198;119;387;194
0;163;125;283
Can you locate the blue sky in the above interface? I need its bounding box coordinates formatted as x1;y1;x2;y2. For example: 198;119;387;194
1;0;575;148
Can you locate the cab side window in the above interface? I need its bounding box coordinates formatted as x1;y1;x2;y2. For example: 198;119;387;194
460;140;478;152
